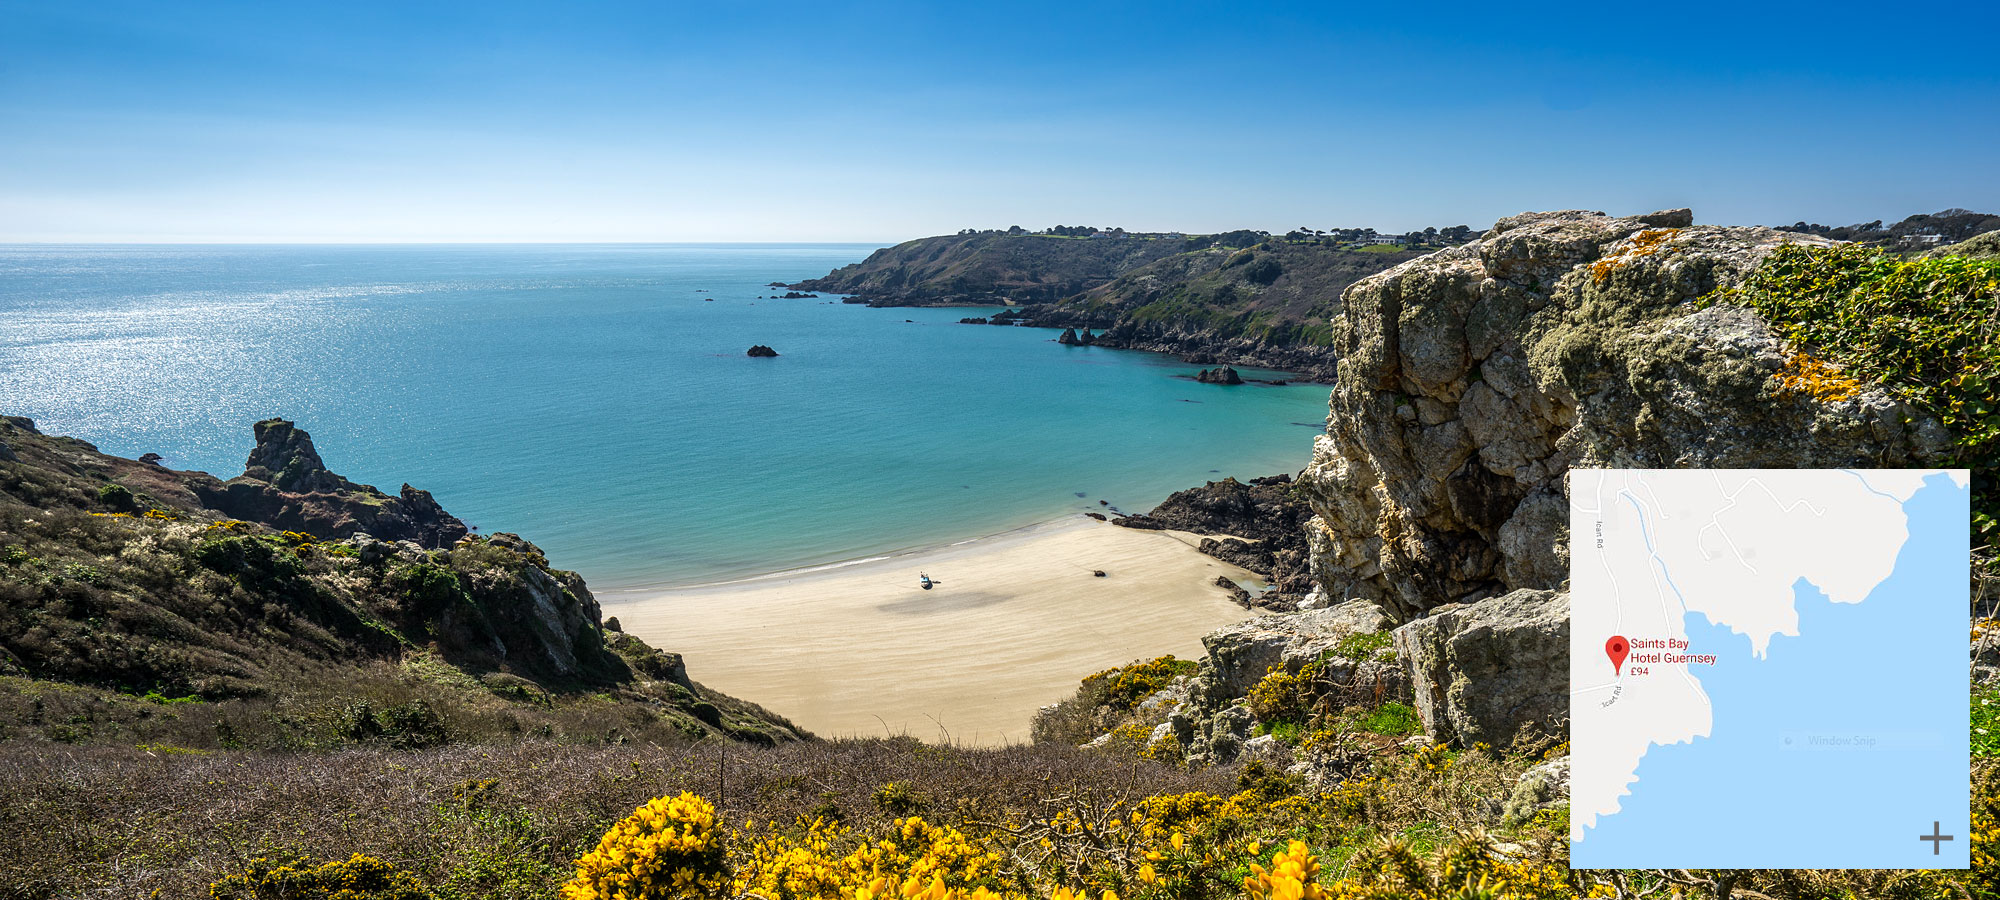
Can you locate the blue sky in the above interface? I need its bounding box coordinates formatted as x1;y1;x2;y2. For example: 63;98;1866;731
2;1;1995;242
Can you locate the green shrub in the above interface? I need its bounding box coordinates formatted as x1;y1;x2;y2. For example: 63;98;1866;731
208;853;435;900
96;483;137;512
871;780;928;815
392;562;473;617
1242;256;1283;286
1712;243;2000;537
1353;701;1423;737
1328;631;1393;662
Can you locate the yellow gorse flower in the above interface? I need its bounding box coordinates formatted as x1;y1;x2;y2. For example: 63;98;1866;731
1243;841;1324;900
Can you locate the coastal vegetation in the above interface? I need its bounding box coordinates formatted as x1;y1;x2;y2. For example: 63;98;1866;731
0;417;802;754
1706;243;2000;540
9;211;2000;899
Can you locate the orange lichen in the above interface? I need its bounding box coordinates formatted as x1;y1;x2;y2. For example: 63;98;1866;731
1589;228;1680;285
1777;352;1863;403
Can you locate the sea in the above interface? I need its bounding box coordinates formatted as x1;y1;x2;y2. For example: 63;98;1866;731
0;244;1334;593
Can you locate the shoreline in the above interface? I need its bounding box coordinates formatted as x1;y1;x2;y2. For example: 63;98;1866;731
603;514;1257;745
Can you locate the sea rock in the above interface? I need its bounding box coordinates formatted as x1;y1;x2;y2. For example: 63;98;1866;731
1057;327;1082;345
1298;208;1950;621
192;419;470;549
1392;588;1568;750
1212;575;1253;607
1196;365;1244;384
747;345;780;357
1120;475;1317;606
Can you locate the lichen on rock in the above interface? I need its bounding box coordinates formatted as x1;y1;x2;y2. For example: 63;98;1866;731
1298;208;1949;622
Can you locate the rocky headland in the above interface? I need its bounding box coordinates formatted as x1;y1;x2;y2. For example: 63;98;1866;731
0;416;804;748
794;231;1429;381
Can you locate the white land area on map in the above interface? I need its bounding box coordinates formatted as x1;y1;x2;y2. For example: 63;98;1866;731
1567;468;1935;839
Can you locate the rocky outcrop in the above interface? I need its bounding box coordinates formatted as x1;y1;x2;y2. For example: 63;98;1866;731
1298;209;1949;621
1113;475;1317;607
1056;328;1081;345
747;345;780;357
1391;588;1568;751
1195;365;1243;385
1503;754;1571;824
1170;601;1407;765
192;418;469;548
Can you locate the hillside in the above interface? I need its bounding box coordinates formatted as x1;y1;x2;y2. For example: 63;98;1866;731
0;416;805;751
792;231;1189;305
797;231;1426;380
1011;240;1425;380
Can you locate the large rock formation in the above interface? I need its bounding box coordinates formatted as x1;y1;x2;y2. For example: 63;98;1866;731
1298;209;1949;621
193;419;469;548
1169;600;1409;765
1392;588;1568;750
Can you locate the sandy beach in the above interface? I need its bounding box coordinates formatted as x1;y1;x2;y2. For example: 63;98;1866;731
605;516;1257;746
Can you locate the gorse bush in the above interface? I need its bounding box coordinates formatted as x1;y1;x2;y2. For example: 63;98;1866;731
1711;242;2000;536
209;853;435;900
1081;656;1198;713
561;792;730;900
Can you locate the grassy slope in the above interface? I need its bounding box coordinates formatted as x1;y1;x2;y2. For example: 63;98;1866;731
0;417;804;753
793;233;1187;305
1060;241;1425;347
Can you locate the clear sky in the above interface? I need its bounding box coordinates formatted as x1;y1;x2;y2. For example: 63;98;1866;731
3;1;1995;242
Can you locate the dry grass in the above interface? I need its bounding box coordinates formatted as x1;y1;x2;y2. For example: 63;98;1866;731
0;738;1232;900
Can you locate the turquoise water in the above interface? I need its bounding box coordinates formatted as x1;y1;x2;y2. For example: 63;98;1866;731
0;244;1333;591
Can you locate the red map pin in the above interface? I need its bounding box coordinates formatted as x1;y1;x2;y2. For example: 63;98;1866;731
1606;635;1630;676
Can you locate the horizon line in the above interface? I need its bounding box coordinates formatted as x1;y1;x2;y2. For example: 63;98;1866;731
0;239;907;247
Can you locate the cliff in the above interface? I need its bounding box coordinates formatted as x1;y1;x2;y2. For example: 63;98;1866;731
1017;241;1424;380
0;416;805;749
1295;208;1950;622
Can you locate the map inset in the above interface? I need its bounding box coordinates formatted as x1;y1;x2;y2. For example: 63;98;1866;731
1569;469;1969;869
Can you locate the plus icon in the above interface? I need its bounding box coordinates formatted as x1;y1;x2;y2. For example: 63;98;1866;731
1919;821;1954;855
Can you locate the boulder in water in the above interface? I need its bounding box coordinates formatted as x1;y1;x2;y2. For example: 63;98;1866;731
746;345;779;357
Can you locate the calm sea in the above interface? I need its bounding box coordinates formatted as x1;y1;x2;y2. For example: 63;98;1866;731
0;244;1332;592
